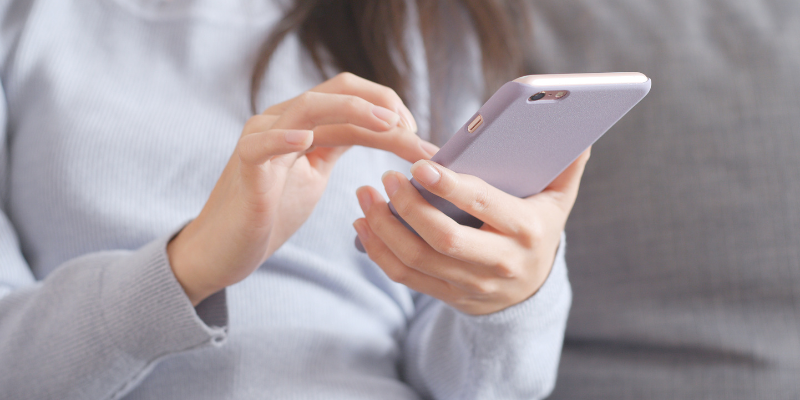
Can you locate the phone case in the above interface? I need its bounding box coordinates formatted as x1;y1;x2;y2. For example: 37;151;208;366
356;73;651;251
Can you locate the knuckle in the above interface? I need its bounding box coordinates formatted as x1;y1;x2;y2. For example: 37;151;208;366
379;85;402;103
393;196;413;218
469;185;492;214
343;95;366;113
295;92;313;107
401;245;427;269
236;137;256;164
242;117;259;134
384;264;409;283
293;92;322;125
492;260;517;279
466;279;496;296
242;115;269;135
370;214;390;232
450;295;478;312
432;228;462;255
519;220;545;247
365;217;387;234
366;245;387;264
335;71;358;85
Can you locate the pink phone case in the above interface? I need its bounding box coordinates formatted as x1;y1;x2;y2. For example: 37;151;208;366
356;73;651;251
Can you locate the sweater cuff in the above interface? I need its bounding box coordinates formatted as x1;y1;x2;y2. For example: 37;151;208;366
99;228;228;361
460;231;572;327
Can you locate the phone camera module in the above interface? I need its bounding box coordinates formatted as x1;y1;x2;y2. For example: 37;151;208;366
528;92;546;102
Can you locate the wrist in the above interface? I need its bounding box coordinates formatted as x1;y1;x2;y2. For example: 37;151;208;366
167;220;221;306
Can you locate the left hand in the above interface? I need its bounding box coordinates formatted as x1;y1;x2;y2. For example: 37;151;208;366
353;148;590;315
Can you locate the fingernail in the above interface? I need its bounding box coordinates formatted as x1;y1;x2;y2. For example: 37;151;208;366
355;236;366;253
399;114;412;130
382;171;400;197
356;188;373;211
396;107;411;130
372;106;400;127
284;130;311;145
353;220;370;242
411;160;441;185
399;108;418;132
419;140;439;157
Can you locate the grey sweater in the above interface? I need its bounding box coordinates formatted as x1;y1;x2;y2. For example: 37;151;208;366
0;1;571;399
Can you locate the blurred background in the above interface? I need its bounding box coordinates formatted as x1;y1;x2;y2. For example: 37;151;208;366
523;1;800;398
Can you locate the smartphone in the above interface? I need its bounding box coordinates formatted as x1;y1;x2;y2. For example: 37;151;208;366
356;72;651;251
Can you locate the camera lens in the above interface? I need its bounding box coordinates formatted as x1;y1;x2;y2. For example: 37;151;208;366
529;92;546;102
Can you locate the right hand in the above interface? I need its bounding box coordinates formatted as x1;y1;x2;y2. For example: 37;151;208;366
167;73;437;305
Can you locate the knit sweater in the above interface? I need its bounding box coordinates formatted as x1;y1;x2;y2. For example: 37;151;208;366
0;1;571;399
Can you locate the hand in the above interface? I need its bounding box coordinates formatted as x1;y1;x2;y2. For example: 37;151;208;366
353;149;590;315
168;73;438;306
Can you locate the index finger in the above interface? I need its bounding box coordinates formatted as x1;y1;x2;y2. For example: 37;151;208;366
270;91;399;132
266;72;418;133
408;160;529;236
311;123;436;163
312;73;417;133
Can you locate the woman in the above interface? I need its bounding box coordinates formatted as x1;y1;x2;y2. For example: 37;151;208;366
0;0;588;398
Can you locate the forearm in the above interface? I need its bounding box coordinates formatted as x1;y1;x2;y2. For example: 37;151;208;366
0;231;228;400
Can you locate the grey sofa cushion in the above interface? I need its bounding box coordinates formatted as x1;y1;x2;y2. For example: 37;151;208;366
525;1;800;398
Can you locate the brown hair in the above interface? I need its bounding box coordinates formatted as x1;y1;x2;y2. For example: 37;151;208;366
250;0;533;113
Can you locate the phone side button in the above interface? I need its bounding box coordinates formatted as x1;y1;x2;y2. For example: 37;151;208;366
467;114;483;134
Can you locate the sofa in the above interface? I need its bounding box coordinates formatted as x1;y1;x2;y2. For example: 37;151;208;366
525;1;800;398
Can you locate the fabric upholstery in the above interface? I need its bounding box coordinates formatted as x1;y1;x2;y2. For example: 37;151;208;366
526;1;800;398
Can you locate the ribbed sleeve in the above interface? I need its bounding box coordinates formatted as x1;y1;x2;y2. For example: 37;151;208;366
402;233;572;399
0;229;228;400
